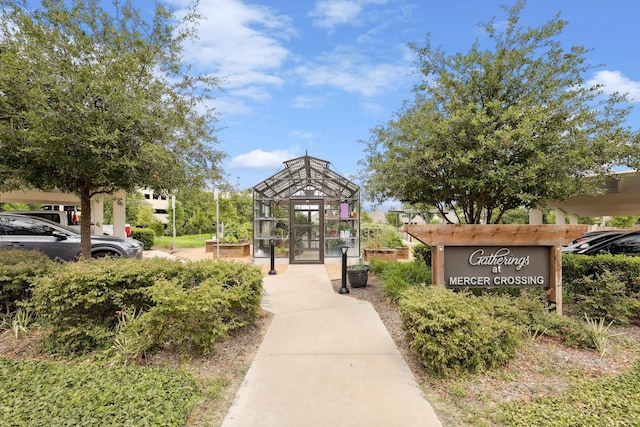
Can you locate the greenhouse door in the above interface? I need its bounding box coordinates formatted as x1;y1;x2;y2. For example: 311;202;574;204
290;200;323;264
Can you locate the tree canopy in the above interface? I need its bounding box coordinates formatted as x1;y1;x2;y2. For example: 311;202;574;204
360;1;639;224
0;0;224;256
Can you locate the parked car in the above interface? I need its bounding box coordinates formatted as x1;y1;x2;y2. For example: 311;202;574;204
8;210;80;232
562;230;630;254
574;231;640;256
0;213;143;261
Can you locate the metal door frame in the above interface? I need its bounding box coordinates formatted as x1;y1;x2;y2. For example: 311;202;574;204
289;198;324;264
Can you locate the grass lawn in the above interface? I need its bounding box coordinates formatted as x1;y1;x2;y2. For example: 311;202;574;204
154;234;212;249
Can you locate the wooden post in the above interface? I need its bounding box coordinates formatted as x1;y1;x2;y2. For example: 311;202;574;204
432;245;445;286
548;244;563;314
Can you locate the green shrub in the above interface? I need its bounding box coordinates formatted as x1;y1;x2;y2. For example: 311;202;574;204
30;258;263;357
412;243;431;267
368;258;392;275
399;287;523;377
131;227;155;250
477;291;591;348
219;221;251;243
128;266;263;355
563;254;640;325
569;269;639;326
0;250;55;314
562;253;595;286
563;253;640;297
30;258;173;354
372;259;430;303
361;224;404;248
371;256;592;353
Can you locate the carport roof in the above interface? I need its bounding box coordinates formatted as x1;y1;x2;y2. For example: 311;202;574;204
253;154;359;200
548;171;640;217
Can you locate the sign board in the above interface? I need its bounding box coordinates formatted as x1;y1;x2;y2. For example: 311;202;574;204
404;224;589;315
444;246;550;288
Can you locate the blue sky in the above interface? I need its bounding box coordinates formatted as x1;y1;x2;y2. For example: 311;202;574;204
158;0;640;203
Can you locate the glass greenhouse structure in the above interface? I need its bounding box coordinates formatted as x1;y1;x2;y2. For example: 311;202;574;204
253;154;360;264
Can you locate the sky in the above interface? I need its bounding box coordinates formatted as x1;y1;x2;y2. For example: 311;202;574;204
153;0;640;205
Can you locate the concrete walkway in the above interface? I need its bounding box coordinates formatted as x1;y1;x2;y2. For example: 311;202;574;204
221;265;442;427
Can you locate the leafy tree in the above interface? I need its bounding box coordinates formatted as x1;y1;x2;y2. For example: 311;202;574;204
606;216;639;227
0;202;41;211
185;207;210;236
497;208;529;224
360;1;638;224
136;204;164;237
0;0;223;257
173;188;253;237
578;217;600;226
229;190;253;225
360;210;374;224
385;211;399;228
176;187;216;235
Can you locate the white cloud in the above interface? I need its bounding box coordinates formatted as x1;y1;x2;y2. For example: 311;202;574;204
291;95;327;109
309;0;362;28
587;70;640;102
294;47;413;97
168;0;293;110
309;0;390;29
229;148;299;169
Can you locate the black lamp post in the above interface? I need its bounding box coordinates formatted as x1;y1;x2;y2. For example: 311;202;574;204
339;244;350;294
268;236;277;275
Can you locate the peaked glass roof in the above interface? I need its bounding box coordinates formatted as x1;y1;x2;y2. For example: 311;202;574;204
253;155;359;200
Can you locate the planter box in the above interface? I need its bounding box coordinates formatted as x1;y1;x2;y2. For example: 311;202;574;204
206;240;251;258
396;247;410;260
364;247;397;261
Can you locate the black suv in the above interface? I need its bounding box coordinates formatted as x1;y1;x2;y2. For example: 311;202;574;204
577;231;640;256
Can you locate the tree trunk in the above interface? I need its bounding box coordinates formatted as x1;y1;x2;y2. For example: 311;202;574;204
80;190;92;260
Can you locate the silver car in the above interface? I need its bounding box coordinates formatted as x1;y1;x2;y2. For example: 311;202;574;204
0;213;143;261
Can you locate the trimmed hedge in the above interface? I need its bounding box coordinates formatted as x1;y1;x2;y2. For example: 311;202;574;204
563;254;640;325
397;285;593;377
30;258;263;356
563;253;640;296
0;250;55;314
131;227;155;250
399;286;524;377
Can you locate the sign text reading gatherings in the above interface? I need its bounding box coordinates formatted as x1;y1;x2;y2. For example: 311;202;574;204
468;247;529;271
